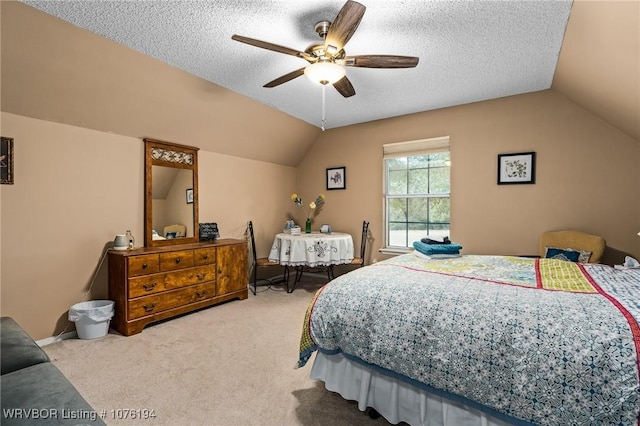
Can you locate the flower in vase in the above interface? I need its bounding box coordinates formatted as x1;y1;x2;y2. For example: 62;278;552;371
291;193;325;220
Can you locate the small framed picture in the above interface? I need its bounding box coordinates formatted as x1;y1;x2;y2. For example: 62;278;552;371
1;137;14;185
186;188;194;204
199;223;219;241
498;152;536;185
326;167;346;190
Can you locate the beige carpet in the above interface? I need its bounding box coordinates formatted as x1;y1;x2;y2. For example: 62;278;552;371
44;276;393;426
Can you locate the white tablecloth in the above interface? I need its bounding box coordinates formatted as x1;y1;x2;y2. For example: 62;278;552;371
268;232;354;267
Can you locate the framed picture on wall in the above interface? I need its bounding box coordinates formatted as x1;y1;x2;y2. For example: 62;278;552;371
186;188;194;204
498;152;536;185
326;167;346;190
1;137;14;185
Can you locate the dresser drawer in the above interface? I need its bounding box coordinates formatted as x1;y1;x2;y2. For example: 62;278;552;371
128;254;160;277
159;250;195;271
128;282;215;320
128;265;216;298
194;247;216;266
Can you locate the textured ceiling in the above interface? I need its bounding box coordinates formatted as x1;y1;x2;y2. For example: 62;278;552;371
22;0;573;130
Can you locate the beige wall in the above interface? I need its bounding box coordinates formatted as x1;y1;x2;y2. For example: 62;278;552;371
2;89;639;340
0;112;297;340
297;90;640;265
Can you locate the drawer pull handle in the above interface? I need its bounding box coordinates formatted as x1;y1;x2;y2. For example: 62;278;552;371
142;263;148;269
196;273;207;280
143;302;157;312
175;258;181;264
203;254;208;260
196;291;207;298
218;268;222;275
142;282;157;291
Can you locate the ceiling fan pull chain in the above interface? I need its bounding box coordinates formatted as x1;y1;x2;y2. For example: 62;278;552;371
321;85;326;131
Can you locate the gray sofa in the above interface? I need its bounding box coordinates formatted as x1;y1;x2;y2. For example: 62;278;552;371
1;317;106;425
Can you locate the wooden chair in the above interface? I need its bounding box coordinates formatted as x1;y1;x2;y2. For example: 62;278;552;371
248;221;289;295
350;221;370;268
539;230;605;263
324;221;369;281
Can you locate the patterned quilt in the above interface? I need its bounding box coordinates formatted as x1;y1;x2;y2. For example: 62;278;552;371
297;253;640;426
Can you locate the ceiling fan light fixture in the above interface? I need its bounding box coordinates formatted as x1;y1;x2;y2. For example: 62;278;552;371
326;44;339;56
304;61;346;85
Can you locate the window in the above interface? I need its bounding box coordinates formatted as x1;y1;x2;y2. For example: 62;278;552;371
383;137;450;251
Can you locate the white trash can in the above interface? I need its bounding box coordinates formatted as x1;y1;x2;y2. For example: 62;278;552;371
68;300;115;340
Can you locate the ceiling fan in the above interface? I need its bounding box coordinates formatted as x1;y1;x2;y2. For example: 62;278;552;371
231;0;419;98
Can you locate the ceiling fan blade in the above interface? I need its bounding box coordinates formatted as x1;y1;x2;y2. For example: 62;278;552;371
325;1;366;53
232;34;309;60
342;55;420;68
333;76;356;98
263;68;306;88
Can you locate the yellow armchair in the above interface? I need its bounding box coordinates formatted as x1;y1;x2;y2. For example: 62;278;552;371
539;230;606;263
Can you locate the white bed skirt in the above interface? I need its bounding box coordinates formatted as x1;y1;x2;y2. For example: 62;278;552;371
310;352;514;426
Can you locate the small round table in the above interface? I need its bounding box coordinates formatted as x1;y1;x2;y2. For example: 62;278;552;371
268;232;354;267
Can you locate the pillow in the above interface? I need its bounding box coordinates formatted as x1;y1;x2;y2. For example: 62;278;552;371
544;247;592;263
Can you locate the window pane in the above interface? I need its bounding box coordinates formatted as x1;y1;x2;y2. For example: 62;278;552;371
429;153;450;167
388;198;407;222
408;155;429;168
408;222;426;245
407;198;428;222
429;223;450;232
408;168;428;195
387;157;407;171
426;224;449;240
429;167;450;193
429;197;450;223
388;170;407;195
388;221;407;246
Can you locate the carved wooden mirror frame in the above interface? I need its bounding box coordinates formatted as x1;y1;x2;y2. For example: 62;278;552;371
144;138;199;247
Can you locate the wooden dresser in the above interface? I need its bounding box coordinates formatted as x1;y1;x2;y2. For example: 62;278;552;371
108;239;247;336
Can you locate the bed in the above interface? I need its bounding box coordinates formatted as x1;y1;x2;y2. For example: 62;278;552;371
296;252;640;425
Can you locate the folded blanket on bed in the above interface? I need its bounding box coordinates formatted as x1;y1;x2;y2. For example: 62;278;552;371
413;240;462;255
413;250;461;260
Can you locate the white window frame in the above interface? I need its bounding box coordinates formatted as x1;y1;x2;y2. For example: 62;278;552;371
380;136;451;255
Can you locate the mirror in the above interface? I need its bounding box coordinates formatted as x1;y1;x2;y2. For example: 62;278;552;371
144;138;199;247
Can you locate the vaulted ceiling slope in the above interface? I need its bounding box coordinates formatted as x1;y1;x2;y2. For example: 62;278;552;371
1;1;638;169
1;1;320;166
552;0;639;144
